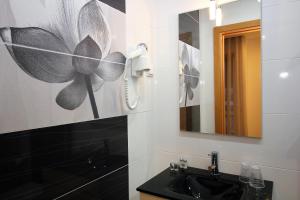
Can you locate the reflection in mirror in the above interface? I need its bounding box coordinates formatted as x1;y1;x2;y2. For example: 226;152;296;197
178;0;262;138
215;20;261;137
179;10;201;132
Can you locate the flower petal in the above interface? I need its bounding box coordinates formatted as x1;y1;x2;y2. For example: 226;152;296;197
10;27;71;52
91;74;104;92
95;52;125;81
45;0;90;51
181;44;189;67
191;66;200;77
190;76;199;89
187;87;194;100
7;27;75;83
7;0;89;51
190;67;200;89
183;65;191;85
73;36;102;75
183;64;190;76
78;0;111;57
56;74;87;110
0;28;27;75
0;27;12;43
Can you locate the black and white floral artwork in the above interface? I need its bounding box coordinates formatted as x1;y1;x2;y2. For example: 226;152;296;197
0;0;128;134
179;41;201;107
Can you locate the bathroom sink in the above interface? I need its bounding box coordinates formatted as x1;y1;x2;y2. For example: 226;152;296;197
168;173;244;200
137;167;273;200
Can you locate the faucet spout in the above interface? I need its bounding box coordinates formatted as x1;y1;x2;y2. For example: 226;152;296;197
209;151;220;176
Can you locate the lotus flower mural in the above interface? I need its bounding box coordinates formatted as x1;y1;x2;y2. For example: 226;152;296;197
179;42;200;107
0;0;125;119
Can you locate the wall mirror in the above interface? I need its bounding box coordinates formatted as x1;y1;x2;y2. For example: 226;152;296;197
178;0;262;138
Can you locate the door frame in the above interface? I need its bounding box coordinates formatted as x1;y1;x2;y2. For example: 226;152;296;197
213;20;261;135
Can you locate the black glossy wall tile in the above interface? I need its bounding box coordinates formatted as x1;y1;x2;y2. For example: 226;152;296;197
99;0;126;13
0;116;128;200
179;10;200;49
59;166;129;200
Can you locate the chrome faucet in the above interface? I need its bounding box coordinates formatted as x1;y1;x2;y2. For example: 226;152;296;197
208;151;220;176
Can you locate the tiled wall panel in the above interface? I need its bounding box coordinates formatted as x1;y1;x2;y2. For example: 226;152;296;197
0;116;128;200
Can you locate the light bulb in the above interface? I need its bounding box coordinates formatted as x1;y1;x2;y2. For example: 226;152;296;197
209;0;216;20
216;6;222;26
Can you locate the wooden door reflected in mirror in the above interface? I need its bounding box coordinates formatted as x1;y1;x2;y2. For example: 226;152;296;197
214;20;262;138
178;0;262;138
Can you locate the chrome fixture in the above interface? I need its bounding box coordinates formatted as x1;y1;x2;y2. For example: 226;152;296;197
208;151;219;176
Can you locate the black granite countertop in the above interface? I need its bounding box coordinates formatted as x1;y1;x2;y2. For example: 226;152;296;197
137;167;273;200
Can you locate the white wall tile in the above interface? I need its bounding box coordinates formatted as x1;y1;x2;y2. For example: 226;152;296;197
151;148;179;174
152;28;179;68
126;0;155;199
152;67;180;152
129;157;154;200
263;58;300;114
260;167;300;200
262;1;300;60
128;112;153;163
262;0;300;7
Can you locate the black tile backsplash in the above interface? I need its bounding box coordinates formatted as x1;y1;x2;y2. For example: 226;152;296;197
0;116;128;200
179;10;200;49
60;166;129;200
99;0;126;13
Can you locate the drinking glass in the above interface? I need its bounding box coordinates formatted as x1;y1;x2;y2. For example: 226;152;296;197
239;162;251;183
179;157;188;169
170;162;179;172
249;165;265;189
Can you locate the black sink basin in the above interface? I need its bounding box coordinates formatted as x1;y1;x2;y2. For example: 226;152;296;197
137;167;273;200
168;173;244;200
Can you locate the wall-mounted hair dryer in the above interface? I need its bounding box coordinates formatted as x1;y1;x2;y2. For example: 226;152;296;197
124;43;150;110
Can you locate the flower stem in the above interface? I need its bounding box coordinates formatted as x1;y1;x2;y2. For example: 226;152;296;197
185;85;188;107
84;75;99;119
